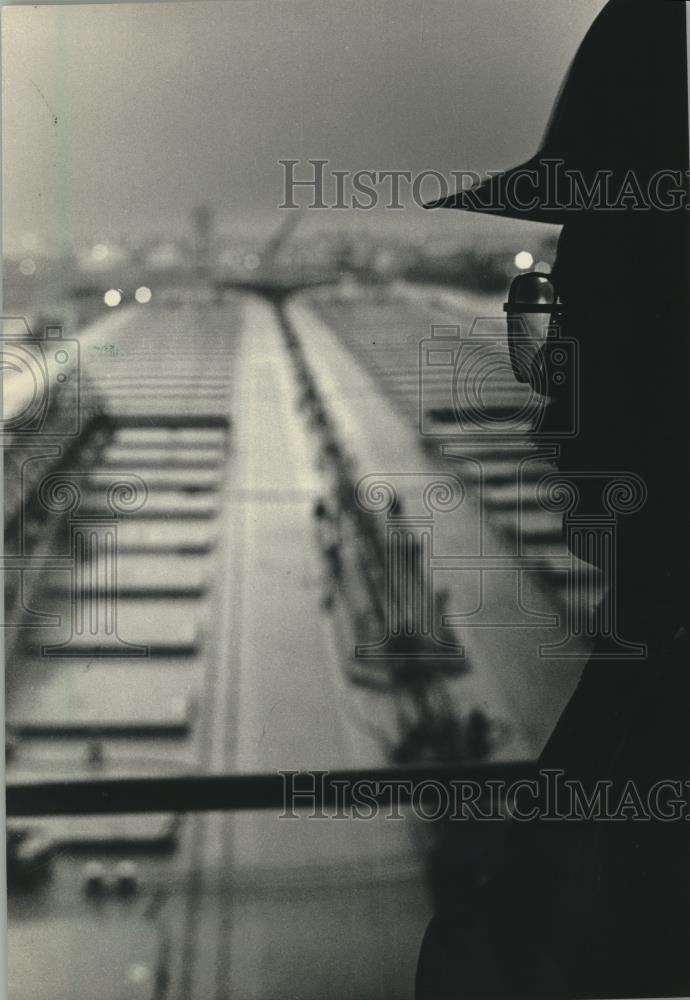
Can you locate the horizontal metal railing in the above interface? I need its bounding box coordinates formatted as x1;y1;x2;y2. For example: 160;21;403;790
6;761;535;817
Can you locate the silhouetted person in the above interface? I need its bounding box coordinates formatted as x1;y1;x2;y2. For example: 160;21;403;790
418;2;690;995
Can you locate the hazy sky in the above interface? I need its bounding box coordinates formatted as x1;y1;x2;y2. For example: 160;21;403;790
3;0;607;252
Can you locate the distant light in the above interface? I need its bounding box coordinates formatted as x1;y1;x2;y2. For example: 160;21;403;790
514;251;534;271
135;285;152;304
219;249;242;268
104;289;122;307
535;261;551;274
19;258;36;276
92;243;109;262
126;964;150;985
243;252;260;271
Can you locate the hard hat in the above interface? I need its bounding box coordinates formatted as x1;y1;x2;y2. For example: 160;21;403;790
425;0;688;222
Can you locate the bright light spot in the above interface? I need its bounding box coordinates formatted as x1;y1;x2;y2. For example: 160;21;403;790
19;258;36;276
514;251;534;271
126;964;150;985
135;285;152;304
104;289;122;307
219;249;242;268
535;260;551;274
243;252;260;271
92;243;109;262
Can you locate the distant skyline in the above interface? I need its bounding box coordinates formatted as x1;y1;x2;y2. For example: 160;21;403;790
4;0;607;253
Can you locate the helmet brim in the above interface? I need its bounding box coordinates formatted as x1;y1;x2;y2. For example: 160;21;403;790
423;156;567;224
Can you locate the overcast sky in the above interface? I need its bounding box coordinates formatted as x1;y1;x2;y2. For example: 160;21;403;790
3;0;607;252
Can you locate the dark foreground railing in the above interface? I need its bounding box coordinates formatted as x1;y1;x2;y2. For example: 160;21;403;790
6;761;535;816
